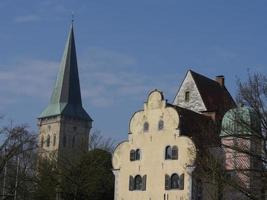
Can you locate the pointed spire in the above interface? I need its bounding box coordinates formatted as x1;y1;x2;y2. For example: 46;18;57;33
39;25;92;121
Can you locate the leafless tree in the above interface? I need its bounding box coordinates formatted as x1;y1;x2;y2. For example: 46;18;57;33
89;130;116;152
237;72;267;165
192;72;267;200
0;120;37;200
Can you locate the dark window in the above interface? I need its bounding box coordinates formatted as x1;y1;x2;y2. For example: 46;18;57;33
158;120;164;130
142;175;146;191
46;135;50;147
130;175;146;191
171;174;179;189
142;175;147;191
130;150;136;161
179;174;184;190
63;135;67;147
129;176;134;191
165;146;172;160
41;136;44;148
165;174;170;190
53;135;56;146
185;91;190;102
144;122;149;132
172;146;178;160
72;136;75;148
136;149;141;160
134;175;142;190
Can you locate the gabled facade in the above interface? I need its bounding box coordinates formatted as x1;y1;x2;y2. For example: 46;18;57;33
113;70;262;200
38;25;92;162
113;90;197;200
173;70;235;121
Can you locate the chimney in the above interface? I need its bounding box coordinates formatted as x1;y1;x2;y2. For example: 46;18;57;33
215;75;224;87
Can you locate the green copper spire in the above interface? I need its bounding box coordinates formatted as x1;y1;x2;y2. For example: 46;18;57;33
39;24;92;121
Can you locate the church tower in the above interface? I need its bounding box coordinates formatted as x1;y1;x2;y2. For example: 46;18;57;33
38;24;92;162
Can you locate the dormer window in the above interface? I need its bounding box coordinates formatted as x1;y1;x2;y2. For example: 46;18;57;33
185;91;190;102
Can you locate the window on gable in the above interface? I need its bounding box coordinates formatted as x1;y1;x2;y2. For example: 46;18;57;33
185;91;190;102
158;120;164;130
130;149;141;161
129;175;147;191
165;174;171;190
165;146;172;160
172;146;178;160
130;150;136;161
171;174;179;189
165;146;179;160
179;174;184;190
165;173;184;190
143;122;149;132
136;149;141;160
129;176;134;191
134;175;142;190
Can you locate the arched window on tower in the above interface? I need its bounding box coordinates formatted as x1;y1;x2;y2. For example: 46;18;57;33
171;174;179;189
46;135;50;147
165;146;172;160
41;136;44;148
143;122;149;132
158;120;164;130
53;135;56;146
172;146;178;160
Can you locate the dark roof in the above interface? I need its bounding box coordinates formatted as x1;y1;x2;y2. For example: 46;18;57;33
39;25;92;121
190;70;236;115
168;103;220;147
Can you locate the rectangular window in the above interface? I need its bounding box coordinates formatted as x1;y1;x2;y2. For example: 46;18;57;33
185;91;190;102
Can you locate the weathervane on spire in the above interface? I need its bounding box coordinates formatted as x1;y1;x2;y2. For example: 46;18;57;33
71;11;74;25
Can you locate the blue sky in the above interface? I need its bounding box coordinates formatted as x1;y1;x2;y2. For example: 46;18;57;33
0;0;267;142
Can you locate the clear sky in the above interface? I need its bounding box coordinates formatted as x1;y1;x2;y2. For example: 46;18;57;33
0;0;267;142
